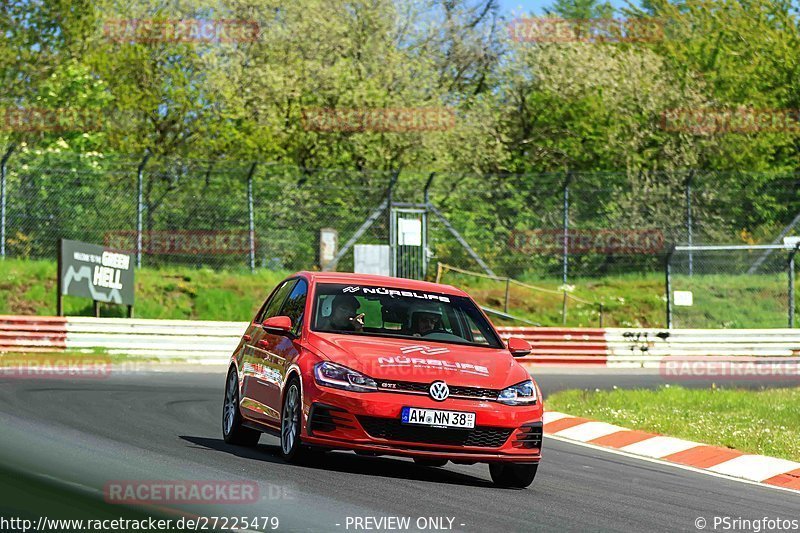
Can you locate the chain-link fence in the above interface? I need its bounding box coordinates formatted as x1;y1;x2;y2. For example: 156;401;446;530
668;245;799;329
1;148;799;327
1;152;396;271
421;169;800;281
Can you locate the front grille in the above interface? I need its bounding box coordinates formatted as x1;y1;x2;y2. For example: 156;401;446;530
377;380;500;401
514;422;543;449
358;416;513;448
450;385;499;399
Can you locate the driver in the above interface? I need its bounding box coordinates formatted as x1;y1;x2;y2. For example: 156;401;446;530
322;294;365;332
410;309;443;337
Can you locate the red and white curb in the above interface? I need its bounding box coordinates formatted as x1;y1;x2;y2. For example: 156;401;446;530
544;411;800;493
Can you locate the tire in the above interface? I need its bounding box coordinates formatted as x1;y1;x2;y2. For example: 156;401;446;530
489;463;538;488
280;377;311;463
222;367;260;446
413;458;448;468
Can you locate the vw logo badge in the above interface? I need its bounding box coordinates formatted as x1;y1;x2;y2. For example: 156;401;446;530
429;381;449;401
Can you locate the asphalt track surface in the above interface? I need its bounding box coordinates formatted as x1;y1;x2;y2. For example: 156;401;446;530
0;368;797;532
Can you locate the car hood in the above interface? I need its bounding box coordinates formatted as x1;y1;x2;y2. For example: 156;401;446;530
306;332;529;388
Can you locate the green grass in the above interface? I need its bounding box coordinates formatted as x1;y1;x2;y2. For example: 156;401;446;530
0;258;289;321
0;257;795;327
0;462;173;523
0;350;161;365
445;271;666;327
440;269;797;328
546;386;800;462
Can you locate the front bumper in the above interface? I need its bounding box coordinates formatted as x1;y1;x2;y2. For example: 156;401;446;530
301;378;543;463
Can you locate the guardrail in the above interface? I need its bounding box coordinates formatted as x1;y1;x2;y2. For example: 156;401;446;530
0;315;246;363
495;327;608;365
496;326;800;368
2;316;799;368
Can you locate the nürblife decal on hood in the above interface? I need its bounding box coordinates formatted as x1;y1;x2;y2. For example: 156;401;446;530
400;344;450;356
341;286;450;303
378;346;489;376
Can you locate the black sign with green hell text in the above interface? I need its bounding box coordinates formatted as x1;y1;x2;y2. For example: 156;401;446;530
59;239;135;305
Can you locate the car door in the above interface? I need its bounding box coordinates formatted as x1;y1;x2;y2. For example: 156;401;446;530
262;278;308;422
240;279;297;425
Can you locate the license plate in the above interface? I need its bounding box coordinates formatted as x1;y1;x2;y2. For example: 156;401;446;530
401;407;475;429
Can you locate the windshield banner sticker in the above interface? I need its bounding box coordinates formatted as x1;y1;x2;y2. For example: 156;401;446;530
341;286;450;303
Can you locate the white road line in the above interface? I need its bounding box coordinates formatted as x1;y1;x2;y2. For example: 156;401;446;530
554;421;627;442
708;455;800;482
544;435;800;496
620;436;702;458
543;411;573;424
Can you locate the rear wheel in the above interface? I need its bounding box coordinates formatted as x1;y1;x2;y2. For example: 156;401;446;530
489;463;538;488
222;367;260;446
413;458;448;468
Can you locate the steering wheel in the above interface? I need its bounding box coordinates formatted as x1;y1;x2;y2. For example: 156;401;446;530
421;328;451;337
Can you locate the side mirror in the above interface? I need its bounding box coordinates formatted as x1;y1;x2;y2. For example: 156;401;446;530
507;337;532;358
262;315;293;335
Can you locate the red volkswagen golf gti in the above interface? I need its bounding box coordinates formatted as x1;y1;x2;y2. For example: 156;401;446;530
222;272;543;487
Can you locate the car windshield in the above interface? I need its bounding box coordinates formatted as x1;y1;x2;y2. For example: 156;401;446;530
311;283;503;349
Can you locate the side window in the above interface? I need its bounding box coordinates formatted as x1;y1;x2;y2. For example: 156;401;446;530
458;309;490;345
256;280;296;324
279;279;308;336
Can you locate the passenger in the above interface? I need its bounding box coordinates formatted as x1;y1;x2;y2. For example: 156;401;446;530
410;309;443;336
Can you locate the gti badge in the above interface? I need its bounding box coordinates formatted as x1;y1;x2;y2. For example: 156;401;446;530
429;380;450;401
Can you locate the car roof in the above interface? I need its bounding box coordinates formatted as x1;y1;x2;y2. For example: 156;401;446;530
294;271;467;297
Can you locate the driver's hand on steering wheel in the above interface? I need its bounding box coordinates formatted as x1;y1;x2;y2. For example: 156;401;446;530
350;313;365;332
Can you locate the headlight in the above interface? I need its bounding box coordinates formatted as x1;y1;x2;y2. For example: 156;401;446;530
497;380;538;405
314;362;377;392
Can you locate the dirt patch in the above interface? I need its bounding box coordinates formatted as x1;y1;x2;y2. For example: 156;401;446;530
6;279;53;316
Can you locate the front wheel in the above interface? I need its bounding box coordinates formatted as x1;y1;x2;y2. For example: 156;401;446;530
489;463;538;488
280;377;312;463
222;368;260;446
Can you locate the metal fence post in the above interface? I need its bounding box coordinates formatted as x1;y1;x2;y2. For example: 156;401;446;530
685;171;694;276
665;244;676;328
246;162;257;272
387;170;400;277
562;172;571;286
504;277;510;313
136;152;150;268
0;145;14;259
790;244;798;328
